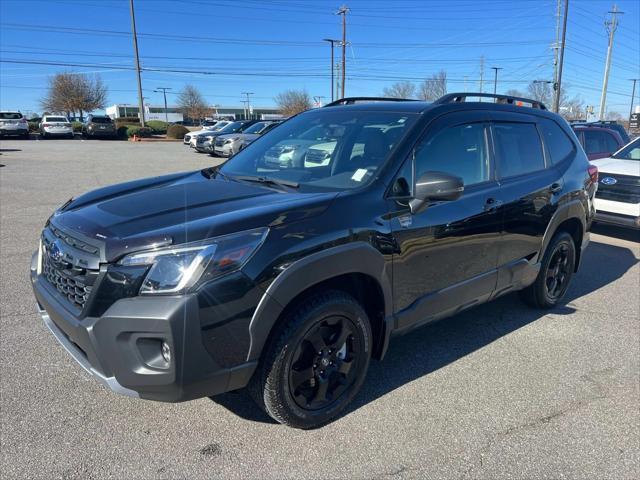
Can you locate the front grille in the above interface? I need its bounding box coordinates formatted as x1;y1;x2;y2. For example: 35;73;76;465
41;227;101;312
597;173;640;204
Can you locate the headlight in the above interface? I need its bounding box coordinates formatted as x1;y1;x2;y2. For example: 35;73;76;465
117;228;268;295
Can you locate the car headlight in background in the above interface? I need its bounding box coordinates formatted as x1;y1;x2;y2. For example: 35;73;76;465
117;228;268;295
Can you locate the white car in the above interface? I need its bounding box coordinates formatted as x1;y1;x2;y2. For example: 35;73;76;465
0;111;29;138
183;121;232;147
40;115;74;139
591;137;640;228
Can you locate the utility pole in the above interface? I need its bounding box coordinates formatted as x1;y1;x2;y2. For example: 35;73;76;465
552;0;562;106
323;39;340;102
630;79;639;120
491;67;503;97
335;62;341;99
599;4;623;120
553;0;569;113
241;92;254;119
463;75;469;91
129;0;145;127
337;6;349;99
479;56;485;101
153;87;172;123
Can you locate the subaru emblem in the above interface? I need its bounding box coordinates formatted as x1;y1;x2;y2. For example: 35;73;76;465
600;177;617;185
49;240;64;262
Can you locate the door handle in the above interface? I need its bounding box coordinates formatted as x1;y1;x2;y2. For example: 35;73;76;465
483;197;503;212
550;183;562;194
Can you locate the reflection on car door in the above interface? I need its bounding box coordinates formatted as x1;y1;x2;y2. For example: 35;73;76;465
388;111;502;332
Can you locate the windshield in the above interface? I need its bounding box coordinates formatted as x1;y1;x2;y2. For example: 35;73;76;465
242;122;269;134
45;117;68;122
0;112;23;119
90;117;112;124
217;121;243;134
612;137;640;161
220;110;417;191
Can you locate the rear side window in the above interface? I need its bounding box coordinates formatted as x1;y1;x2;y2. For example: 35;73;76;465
583;130;618;154
538;118;574;165
0;112;23;119
493;123;545;178
414;123;490;186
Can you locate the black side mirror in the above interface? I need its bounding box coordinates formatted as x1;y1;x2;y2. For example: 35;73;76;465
409;171;464;214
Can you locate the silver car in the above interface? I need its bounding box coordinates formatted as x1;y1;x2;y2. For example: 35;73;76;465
40;115;74;139
183;121;232;146
0;111;29;138
213;121;280;157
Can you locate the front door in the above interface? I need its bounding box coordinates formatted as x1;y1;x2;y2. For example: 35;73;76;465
388;111;502;331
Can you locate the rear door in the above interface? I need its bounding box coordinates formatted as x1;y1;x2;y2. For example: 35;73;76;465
388;111;502;329
489;112;561;295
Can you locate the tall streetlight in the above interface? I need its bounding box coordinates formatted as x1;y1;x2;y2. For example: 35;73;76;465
154;87;172;123
323;39;340;102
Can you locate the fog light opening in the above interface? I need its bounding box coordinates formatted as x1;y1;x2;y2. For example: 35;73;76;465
161;341;171;364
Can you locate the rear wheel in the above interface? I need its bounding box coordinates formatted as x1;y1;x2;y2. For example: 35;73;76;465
520;231;576;308
249;290;372;429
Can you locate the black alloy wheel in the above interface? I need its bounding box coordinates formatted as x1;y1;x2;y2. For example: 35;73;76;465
545;243;571;300
288;315;361;411
249;290;372;429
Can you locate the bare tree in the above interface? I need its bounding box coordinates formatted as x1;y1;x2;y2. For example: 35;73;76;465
177;84;211;122
606;111;623;121
504;89;525;98
527;81;584;120
40;73;108;120
418;70;447;101
382;81;415;99
274;89;312;116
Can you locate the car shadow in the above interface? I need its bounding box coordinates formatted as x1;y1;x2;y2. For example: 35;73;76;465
210;239;638;426
592;223;639;243
0;149;22;152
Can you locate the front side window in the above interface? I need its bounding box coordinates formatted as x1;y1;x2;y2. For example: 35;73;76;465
221;110;417;191
583;130;618;154
493;122;545;178
414;123;490;186
538;118;574;164
612;137;640;161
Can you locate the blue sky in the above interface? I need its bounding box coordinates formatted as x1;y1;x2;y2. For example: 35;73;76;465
0;0;638;115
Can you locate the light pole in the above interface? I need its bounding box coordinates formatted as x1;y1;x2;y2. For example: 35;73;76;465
629;79;639;121
154;87;172;123
491;67;503;97
323;39;340;102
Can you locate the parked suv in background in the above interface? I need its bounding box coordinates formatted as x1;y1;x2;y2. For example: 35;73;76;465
572;120;630;144
195;119;258;153
0;111;29;138
183;121;231;147
213;120;280;157
571;124;625;160
591;137;640;228
40;115;74;139
82;115;116;139
31;93;595;429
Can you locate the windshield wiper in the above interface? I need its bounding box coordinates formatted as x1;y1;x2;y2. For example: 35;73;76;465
233;175;299;189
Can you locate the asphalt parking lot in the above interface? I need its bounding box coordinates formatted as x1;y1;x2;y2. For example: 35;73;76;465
1;138;639;479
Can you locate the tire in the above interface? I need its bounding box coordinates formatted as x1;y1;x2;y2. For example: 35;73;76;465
520;231;576;309
249;290;372;429
40;131;47;139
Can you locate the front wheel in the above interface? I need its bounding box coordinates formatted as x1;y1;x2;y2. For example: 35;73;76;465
249;290;372;429
520;231;576;308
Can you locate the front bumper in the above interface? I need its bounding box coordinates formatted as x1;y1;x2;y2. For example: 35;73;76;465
31;258;257;402
214;143;233;157
594;198;640;228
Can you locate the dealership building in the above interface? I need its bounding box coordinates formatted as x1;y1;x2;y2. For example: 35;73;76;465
105;104;281;122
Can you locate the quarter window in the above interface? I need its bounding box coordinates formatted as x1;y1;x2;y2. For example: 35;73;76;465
493;122;545;178
538;118;574;165
414;123;490;186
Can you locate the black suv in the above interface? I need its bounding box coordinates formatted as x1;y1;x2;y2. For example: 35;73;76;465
31;93;596;429
82;115;117;139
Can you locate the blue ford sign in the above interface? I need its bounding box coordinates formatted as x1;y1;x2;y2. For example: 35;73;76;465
600;177;617;186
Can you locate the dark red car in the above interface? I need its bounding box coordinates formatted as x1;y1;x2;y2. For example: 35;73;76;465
572;125;626;160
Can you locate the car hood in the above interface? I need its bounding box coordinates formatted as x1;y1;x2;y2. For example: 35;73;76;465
51;170;338;262
591;157;640;177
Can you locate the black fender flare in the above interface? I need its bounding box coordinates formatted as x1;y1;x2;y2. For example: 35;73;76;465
246;242;393;362
536;198;587;266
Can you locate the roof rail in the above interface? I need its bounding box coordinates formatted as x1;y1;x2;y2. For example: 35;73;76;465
434;92;547;110
324;97;417;107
